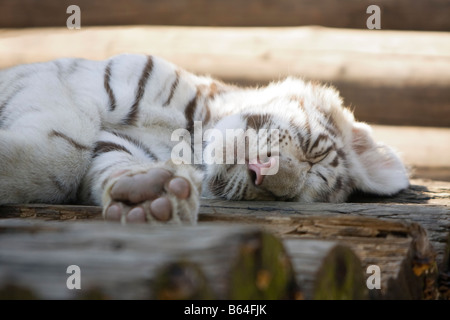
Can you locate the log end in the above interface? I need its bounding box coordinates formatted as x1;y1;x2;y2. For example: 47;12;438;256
313;245;368;300
229;231;302;300
153;261;215;300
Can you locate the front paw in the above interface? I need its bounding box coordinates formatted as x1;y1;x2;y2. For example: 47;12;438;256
102;163;201;225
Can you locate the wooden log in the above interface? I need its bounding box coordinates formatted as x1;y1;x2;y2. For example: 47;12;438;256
0;179;448;268
1;0;449;31
439;233;450;300
0;219;300;300
0;179;448;298
1;26;449;127
201;212;439;299
283;239;367;300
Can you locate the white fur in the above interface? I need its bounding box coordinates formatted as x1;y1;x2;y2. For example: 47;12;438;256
0;54;409;221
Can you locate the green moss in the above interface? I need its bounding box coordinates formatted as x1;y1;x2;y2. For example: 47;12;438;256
0;283;38;300
229;232;300;299
153;260;214;300
313;245;368;300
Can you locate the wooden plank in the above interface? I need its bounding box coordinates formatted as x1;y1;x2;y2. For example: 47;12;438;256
1;26;449;127
0;0;449;31
0;220;301;300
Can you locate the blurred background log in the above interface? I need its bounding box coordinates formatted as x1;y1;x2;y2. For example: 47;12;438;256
0;27;450;127
1;26;449;128
0;0;449;31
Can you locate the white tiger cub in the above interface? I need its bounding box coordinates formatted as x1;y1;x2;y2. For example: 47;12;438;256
0;54;409;224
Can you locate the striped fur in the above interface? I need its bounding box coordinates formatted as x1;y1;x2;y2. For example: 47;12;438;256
0;54;409;221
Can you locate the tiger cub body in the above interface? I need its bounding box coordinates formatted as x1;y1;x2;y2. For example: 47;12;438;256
0;54;409;224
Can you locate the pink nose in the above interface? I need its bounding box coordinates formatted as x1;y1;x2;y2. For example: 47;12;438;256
248;158;274;186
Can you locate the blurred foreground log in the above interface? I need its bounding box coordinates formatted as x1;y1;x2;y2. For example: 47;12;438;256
0;179;448;299
284;239;367;299
0;220;300;299
0;207;443;299
202;213;438;299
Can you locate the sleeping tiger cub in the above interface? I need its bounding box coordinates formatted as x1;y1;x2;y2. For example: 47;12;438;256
0;54;409;224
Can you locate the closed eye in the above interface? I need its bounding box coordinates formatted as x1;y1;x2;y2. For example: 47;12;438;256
308;146;333;164
314;171;328;184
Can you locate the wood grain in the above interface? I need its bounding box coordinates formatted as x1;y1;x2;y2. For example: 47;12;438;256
0;221;300;299
0;0;449;31
1;178;448;299
1;26;449;127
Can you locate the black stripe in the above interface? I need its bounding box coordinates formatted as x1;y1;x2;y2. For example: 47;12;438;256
240;183;248;200
208;174;227;197
50;174;76;202
93;141;132;158
316;108;341;137
315;171;328;184
124;55;154;125
54;60;64;82
104;60;117;111
308;133;329;154
336;149;347;161
50;174;67;193
49;130;91;151
67;59;80;74
295;132;305;150
184;93;198;134
0;86;24;117
330;155;339;167
163;71;179;107
244;113;273;130
303;115;312;154
333;176;343;191
336;149;349;169
203;103;211;124
108;131;158;161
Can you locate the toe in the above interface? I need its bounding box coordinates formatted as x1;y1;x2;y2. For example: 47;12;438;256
168;177;190;199
105;204;122;221
149;197;172;221
126;207;147;223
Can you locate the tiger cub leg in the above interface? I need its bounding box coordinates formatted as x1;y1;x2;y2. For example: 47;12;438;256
0;122;94;205
80;131;203;224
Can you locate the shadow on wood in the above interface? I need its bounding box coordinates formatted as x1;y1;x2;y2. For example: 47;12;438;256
1;0;449;31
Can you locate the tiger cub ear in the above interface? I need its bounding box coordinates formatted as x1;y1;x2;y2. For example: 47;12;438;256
349;122;409;196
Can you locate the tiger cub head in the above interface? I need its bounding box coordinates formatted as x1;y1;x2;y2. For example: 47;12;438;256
202;77;409;202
